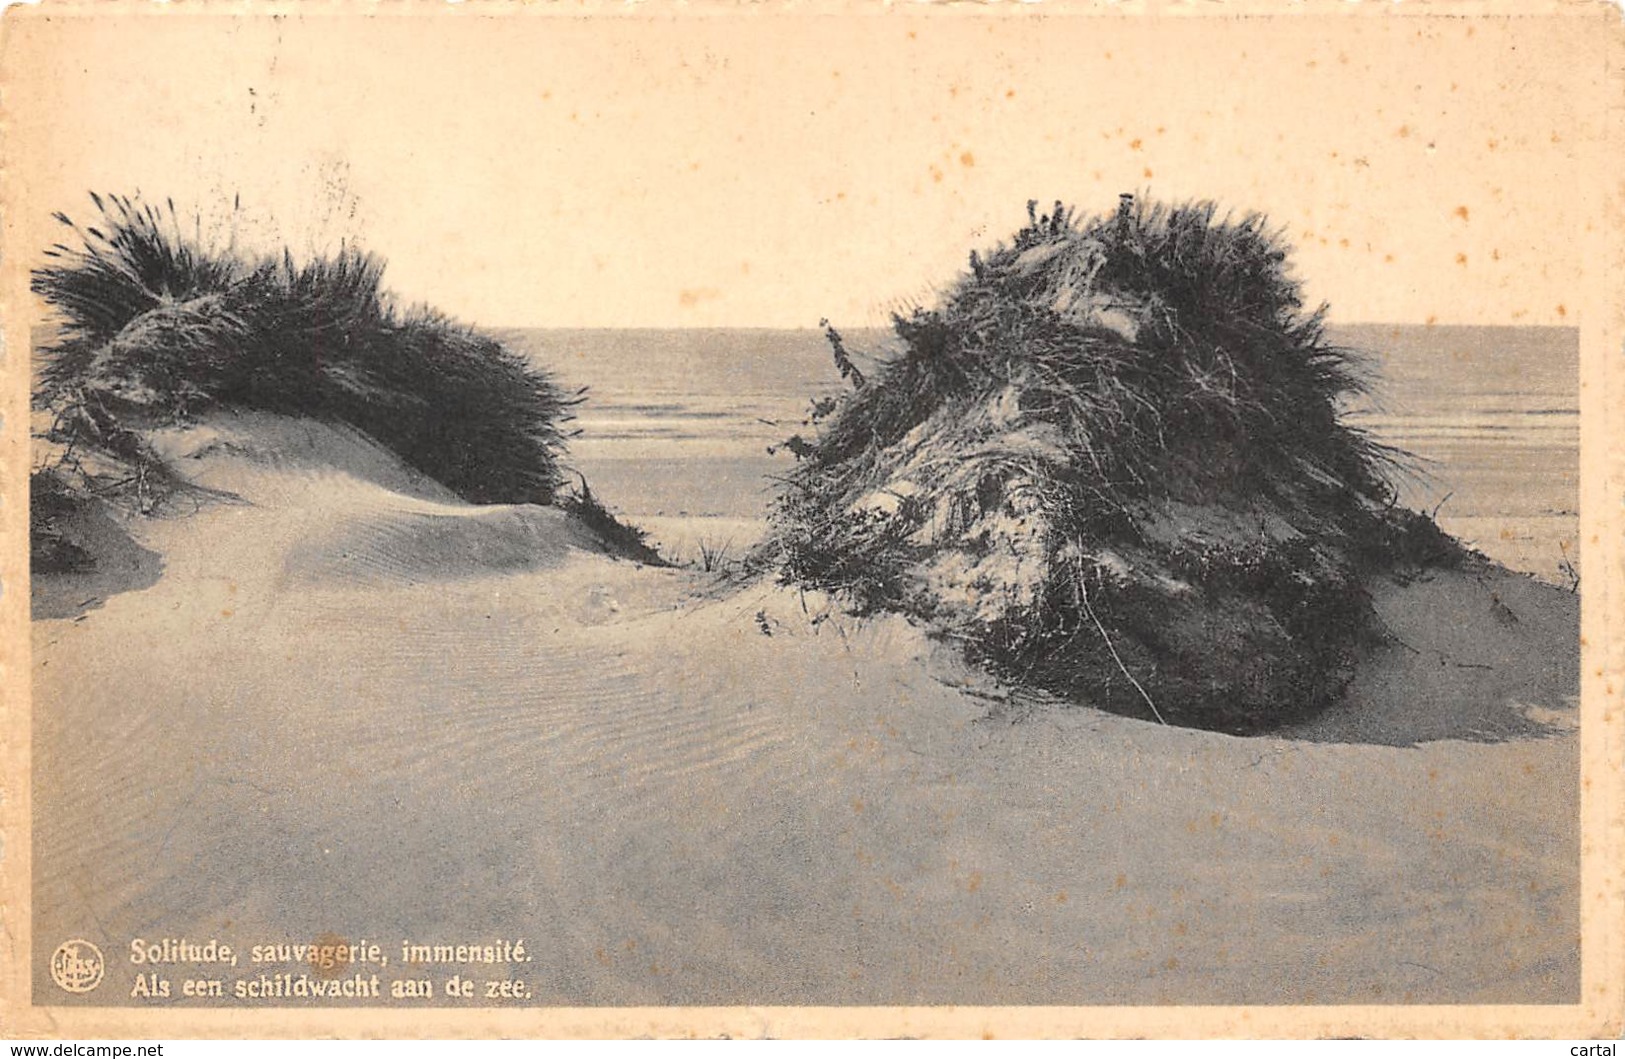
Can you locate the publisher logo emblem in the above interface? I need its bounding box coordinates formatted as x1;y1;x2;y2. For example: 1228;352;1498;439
50;939;104;994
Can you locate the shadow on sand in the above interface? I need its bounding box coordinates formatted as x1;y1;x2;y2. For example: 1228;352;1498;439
31;500;164;621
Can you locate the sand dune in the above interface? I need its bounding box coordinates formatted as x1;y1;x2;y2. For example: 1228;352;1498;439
31;414;1580;1006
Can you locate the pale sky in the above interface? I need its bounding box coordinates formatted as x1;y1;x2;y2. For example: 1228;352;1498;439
3;10;1606;329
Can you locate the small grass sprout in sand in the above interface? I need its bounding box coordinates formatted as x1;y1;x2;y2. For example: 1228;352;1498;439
696;536;736;574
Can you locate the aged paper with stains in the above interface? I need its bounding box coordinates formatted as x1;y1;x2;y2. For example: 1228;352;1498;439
1;0;1621;1039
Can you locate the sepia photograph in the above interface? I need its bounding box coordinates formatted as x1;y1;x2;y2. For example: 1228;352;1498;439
1;3;1620;1039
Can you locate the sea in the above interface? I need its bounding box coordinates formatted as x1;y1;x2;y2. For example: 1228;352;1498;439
497;324;1580;580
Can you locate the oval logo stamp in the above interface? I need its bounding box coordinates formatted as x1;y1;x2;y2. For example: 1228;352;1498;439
50;939;104;994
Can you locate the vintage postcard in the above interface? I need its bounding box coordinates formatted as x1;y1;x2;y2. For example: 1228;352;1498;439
1;1;1621;1040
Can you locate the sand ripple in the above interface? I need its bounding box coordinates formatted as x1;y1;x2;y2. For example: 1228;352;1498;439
30;418;1583;1006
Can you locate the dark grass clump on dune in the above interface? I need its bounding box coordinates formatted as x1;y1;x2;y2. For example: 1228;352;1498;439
32;193;579;517
756;196;1461;733
559;474;666;566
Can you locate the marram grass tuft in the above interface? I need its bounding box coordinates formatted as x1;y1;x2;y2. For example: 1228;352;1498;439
756;196;1460;733
32;192;578;510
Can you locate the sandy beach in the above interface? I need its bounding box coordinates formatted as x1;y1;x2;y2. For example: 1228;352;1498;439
31;412;1580;1006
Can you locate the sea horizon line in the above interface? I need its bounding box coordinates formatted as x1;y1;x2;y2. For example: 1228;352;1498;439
490;320;1581;335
